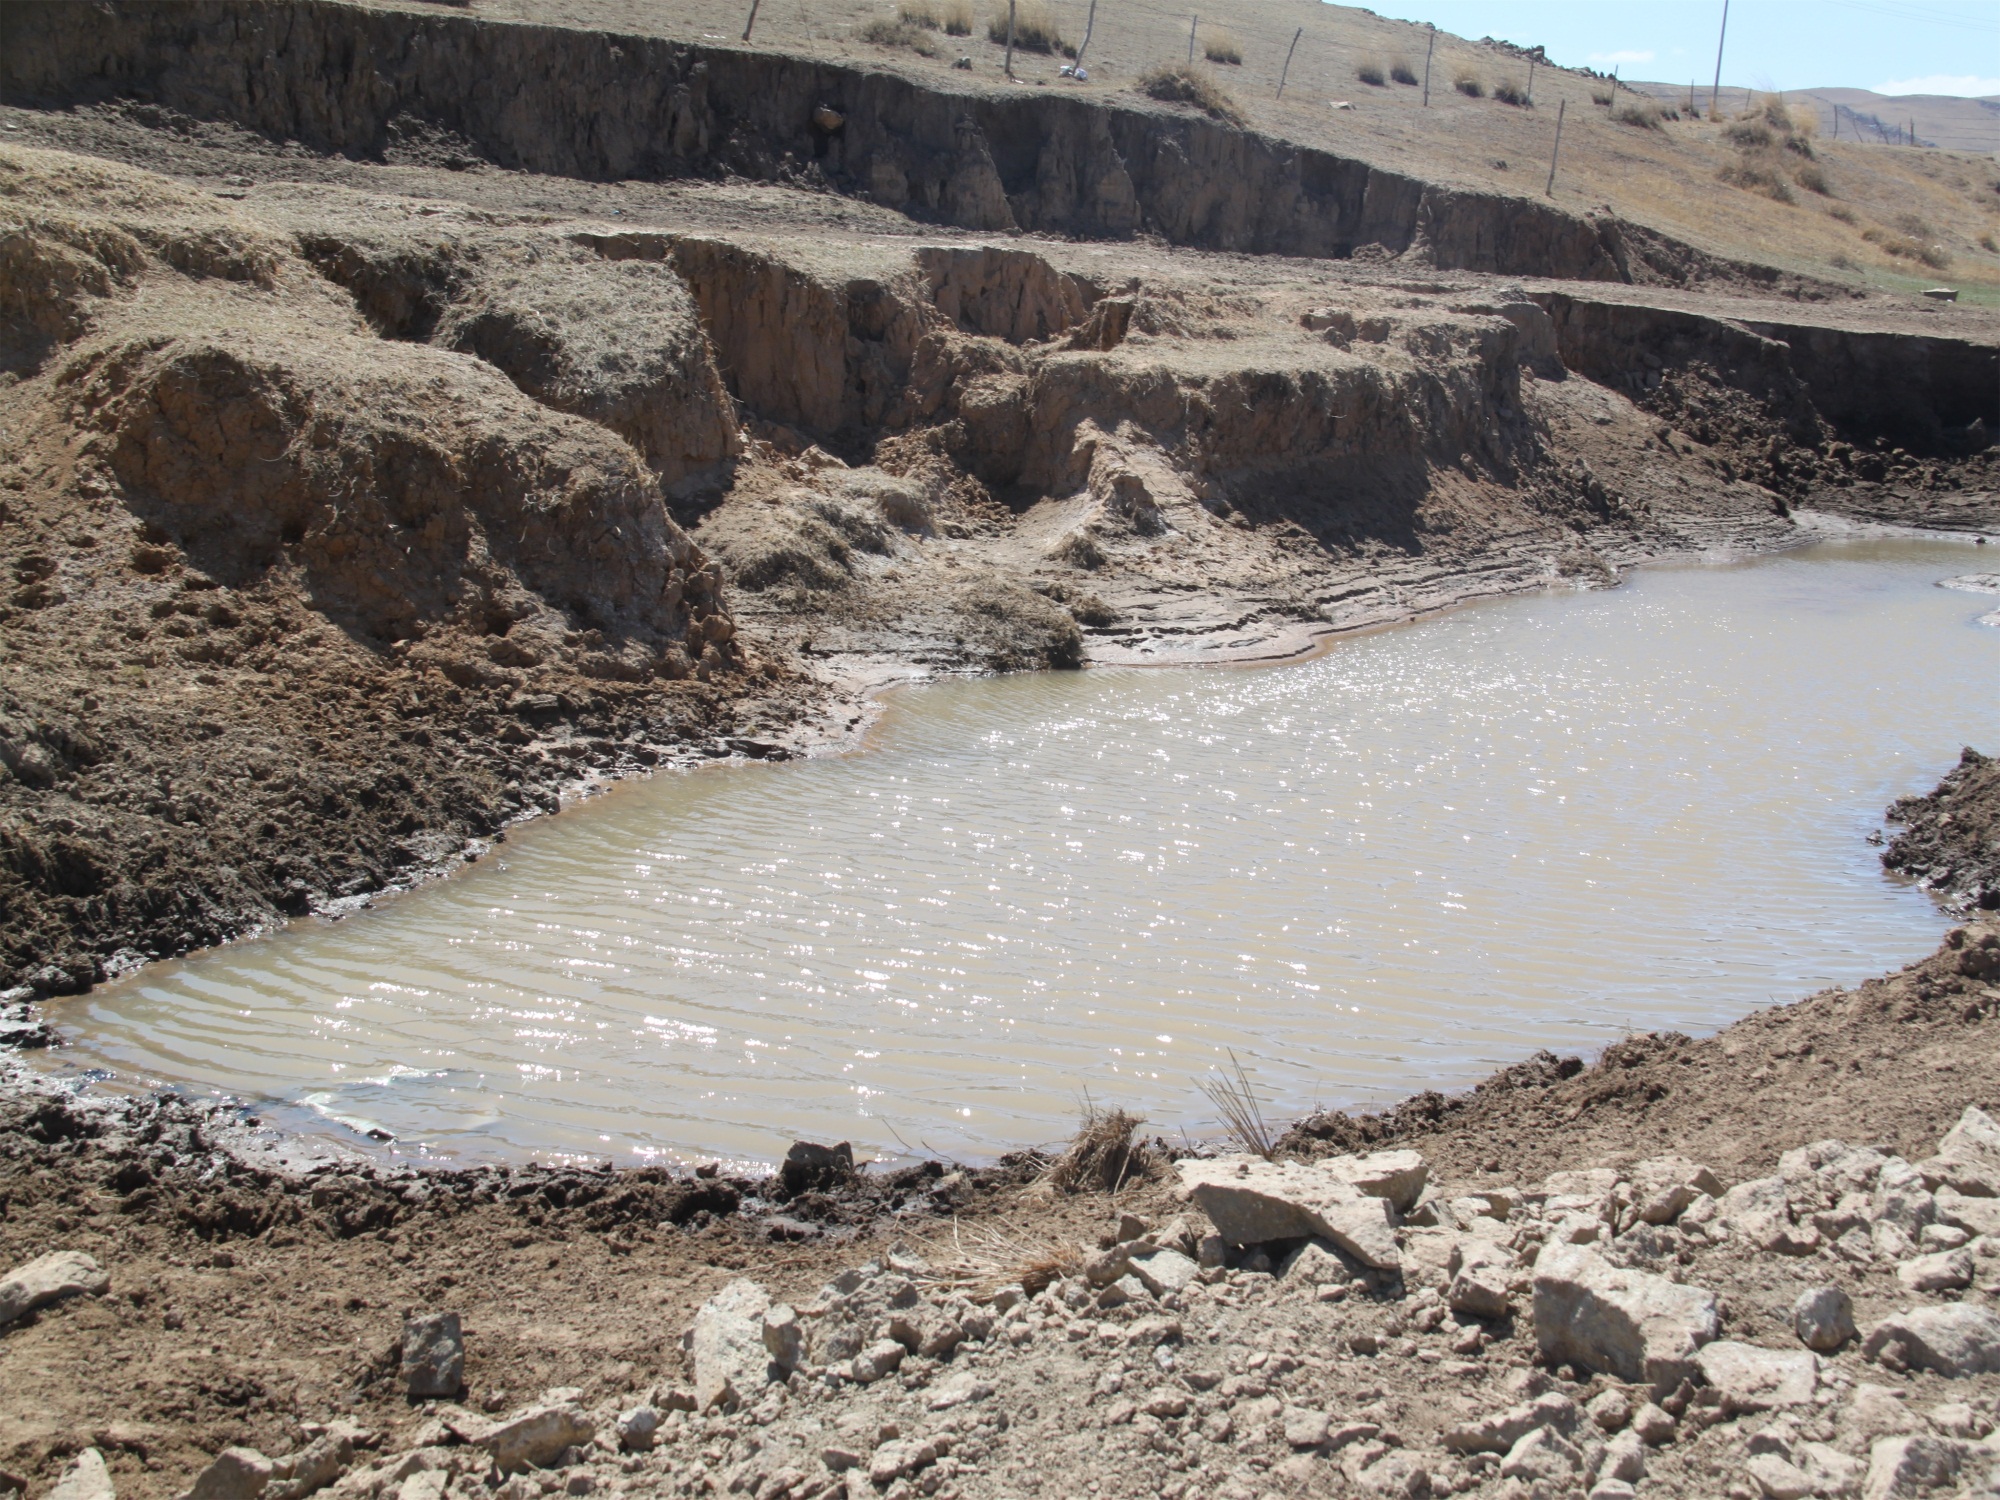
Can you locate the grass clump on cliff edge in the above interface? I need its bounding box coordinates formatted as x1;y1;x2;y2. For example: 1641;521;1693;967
862;14;942;55
1390;56;1419;85
1356;56;1387;86
1492;76;1531;106
900;0;973;32
1138;64;1247;126
1616;98;1666;130
987;0;1072;56
1452;67;1484;98
1203;27;1243;65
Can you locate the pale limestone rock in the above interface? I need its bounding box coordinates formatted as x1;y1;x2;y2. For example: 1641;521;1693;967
1318;1149;1430;1214
687;1279;773;1410
1533;1242;1719;1389
478;1407;593;1474
1864;1304;2000;1376
1862;1435;1965;1499
0;1250;109;1325
182;1449;272;1500
761;1304;802;1370
48;1449;115;1500
1282;1406;1331;1449
1745;1452;1816;1500
1873;1159;1936;1237
1500;1425;1584;1485
1177;1156;1400;1269
1597;1428;1644;1485
1896;1247;1972;1293
1447;1241;1516;1320
1128;1247;1199;1298
1793;1285;1857;1352
1919;1105;2000;1197
1442;1392;1580;1454
1630;1401;1676;1445
1693;1340;1819;1414
1844;1384;1923;1444
1627;1156;1722;1226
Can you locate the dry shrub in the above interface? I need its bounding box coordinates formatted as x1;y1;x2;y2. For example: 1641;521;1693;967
1590;86;1614;106
1390;57;1418;85
1981;232;1998;254
1138;64;1246;126
988;0;1070;56
899;0;941;23
1047;528;1105;569
1828;204;1858;224
941;0;974;35
862;15;940;53
1720;159;1796;203
1794;162;1830;195
1357;56;1387;86
1492;77;1530;106
1615;99;1664;130
1037;1103;1152;1194
1724;120;1772;149
1830;251;1859;271
1203;27;1242;65
1453;67;1484;98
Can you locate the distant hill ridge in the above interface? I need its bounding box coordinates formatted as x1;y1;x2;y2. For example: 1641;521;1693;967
1630;80;2000;153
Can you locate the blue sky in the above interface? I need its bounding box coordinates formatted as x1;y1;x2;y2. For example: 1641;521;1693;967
1354;1;2000;96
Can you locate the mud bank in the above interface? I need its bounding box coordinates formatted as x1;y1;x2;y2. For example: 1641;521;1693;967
4;904;2000;1499
2;0;1831;290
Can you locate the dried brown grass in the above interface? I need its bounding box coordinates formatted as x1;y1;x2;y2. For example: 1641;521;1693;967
1356;56;1387;86
1202;28;1242;66
988;0;1070;56
1034;1101;1152;1194
1452;67;1483;99
909;1219;1081;1297
1390;58;1418;85
1199;1049;1274;1160
1137;64;1246;126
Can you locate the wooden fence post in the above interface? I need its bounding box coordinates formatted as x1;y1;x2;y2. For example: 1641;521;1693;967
741;0;760;42
1005;0;1017;78
1545;97;1565;196
1421;25;1435;106
1188;14;1197;67
1073;0;1097;69
1276;27;1301;98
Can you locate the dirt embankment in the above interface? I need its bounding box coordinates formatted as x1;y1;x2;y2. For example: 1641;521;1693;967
3;912;1998;1500
1883;746;2000;917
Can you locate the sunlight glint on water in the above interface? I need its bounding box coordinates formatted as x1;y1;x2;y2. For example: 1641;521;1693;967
39;539;2000;1166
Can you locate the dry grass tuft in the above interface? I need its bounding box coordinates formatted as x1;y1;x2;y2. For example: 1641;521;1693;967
910;1220;1081;1298
901;0;973;30
1615;99;1665;131
988;0;1071;56
1202;28;1242;65
1863;225;1951;269
1390;57;1418;86
1981;232;1998;254
1138;64;1246;126
862;15;941;54
1452;67;1484;98
1720;158;1796;203
1035;1101;1153;1194
1492;76;1530;107
1356;56;1387;86
1199;1049;1275;1160
1794;162;1830;196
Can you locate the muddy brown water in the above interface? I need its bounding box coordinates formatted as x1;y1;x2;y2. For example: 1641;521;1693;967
35;538;2000;1169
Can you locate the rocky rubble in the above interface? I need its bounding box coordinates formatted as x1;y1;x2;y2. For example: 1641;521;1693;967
40;1102;1998;1500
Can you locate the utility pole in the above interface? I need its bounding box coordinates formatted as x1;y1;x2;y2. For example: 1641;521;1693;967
1276;27;1302;98
1546;97;1565;195
1710;0;1728;118
1188;13;1197;67
1527;55;1537;105
1421;24;1435;106
1005;0;1016;78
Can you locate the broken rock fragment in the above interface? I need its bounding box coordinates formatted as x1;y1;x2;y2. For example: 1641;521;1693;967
400;1311;464;1399
1863;1303;2000;1376
182;1448;273;1500
1793;1285;1856;1352
687;1279;775;1410
477;1405;595;1474
47;1449;115;1500
1176;1155;1402;1269
1532;1242;1719;1389
0;1249;109;1325
1692;1340;1819;1414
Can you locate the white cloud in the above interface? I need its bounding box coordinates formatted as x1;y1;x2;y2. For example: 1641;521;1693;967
1869;73;2000;96
1588;49;1655;65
